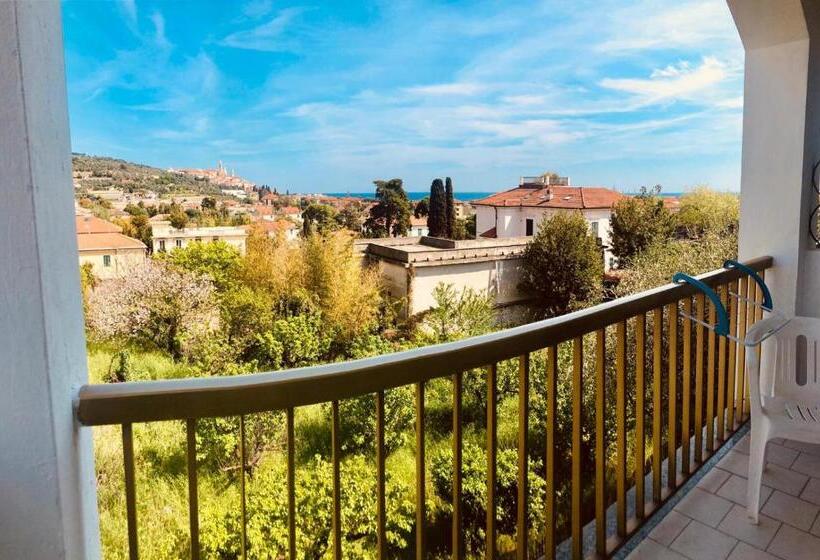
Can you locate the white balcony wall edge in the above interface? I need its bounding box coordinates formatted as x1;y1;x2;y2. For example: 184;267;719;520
0;2;100;558
730;0;817;316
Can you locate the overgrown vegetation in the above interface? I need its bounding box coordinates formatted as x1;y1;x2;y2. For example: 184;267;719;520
86;186;740;559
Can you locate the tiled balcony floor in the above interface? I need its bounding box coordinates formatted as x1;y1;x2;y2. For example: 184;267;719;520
627;435;820;560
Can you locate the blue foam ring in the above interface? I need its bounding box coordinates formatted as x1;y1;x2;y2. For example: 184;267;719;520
672;273;730;336
723;259;773;311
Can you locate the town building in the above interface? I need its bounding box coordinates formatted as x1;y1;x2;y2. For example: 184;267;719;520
255;219;300;242
409;216;429;237
151;221;248;254
359;236;531;318
75;215;147;280
472;175;624;269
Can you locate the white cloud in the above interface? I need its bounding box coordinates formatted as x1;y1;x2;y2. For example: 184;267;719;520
404;83;487;97
219;8;304;52
151;12;171;50
241;0;274;19
119;0;137;29
598;0;737;52
600;57;727;102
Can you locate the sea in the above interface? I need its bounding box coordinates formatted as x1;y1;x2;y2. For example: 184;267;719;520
323;191;684;202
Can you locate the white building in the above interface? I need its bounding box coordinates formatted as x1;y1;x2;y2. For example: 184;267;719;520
472;176;624;269
76;216;146;280
151;221;248;254
360;236;530;318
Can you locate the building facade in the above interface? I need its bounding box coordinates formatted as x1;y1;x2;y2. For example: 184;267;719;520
360;236;530;318
76;216;147;280
472;176;624;269
151;221;248;254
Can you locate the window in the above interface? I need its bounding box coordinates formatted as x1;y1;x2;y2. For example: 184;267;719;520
103;254;111;267
590;221;599;236
175;239;183;248
195;237;202;242
525;218;534;236
158;240;166;251
213;236;219;241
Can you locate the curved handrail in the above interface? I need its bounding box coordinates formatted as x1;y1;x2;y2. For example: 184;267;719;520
724;259;773;310
672;273;730;336
76;256;773;426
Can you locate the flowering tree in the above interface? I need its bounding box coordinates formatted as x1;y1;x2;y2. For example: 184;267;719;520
87;261;219;359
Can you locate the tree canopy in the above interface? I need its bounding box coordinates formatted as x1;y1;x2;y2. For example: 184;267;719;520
519;211;603;317
364;179;412;237
609;186;674;266
427;178;447;237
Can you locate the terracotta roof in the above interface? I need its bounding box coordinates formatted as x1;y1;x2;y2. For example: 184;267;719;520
258;219;299;232
410;216;427;227
76;215;121;234
479;226;497;238
77;232;147;251
663;197;681;212
472;186;625;209
281;206;301;215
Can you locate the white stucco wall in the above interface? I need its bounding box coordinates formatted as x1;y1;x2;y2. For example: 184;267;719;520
0;2;100;557
729;0;812;316
79;249;147;280
408;258;525;316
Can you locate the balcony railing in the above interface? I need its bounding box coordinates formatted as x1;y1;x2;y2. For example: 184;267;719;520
76;256;773;560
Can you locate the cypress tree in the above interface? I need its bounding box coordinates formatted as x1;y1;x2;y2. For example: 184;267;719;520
427;178;447;237
445;177;455;238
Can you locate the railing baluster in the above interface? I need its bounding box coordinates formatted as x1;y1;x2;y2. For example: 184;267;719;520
452;374;463;560
376;392;387;560
635;314;646;519
545;348;557;560
736;278;748;423
417;382;426;560
616;321;627;539
186;418;200;560
595;330;606;557
332;401;342;560
727;280;738;431
666;302;678;491
287;408;296;560
239;416;247;560
682;298;692;475
122;423;138;560
717;286;728;443
572;337;583;560
487;365;497;560
694;294;705;465
652;308;662;505
706;297;716;455
517;355;529;560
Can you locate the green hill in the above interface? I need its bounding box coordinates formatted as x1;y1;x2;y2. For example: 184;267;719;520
72;153;222;196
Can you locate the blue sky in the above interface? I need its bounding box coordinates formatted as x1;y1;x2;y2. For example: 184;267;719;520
61;0;745;193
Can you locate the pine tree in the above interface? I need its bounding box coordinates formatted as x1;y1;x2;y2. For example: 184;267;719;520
427;179;447;237
445;177;455;238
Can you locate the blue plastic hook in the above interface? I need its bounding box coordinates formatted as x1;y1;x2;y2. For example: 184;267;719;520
723;260;773;311
673;273;730;336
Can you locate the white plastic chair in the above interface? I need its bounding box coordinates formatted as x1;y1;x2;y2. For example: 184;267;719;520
745;315;820;523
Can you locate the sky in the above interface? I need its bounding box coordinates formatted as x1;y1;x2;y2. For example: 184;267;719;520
61;0;745;193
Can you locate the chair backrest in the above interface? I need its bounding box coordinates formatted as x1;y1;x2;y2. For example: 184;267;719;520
763;316;820;400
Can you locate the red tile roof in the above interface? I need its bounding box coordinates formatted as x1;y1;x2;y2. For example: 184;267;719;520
76;232;147;251
281;206;301;215
472;186;625;209
76;215;121;234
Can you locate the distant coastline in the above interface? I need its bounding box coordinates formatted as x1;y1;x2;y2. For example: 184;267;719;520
322;191;685;202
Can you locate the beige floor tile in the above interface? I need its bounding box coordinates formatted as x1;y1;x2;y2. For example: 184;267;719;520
627;538;689;560
792;452;820;478
699;467;732;493
718;450;750;477
718;504;781;550
783;440;820;457
651;510;692;546
670;519;738;560
675;487;734;527
727;541;780;560
767;524;820;560
761;490;820;531
717;474;773;507
800;478;820;506
762;462;810;497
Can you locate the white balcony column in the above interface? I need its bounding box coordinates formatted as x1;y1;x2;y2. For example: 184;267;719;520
729;0;820;316
0;2;100;559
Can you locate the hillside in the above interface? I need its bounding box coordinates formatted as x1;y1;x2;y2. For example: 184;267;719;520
72;153;222;196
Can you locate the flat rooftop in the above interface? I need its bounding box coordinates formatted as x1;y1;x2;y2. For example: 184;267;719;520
358;236;530;266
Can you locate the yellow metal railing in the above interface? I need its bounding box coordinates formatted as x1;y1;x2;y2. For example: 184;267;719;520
77;256;773;560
